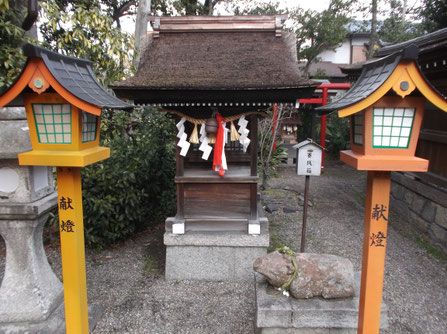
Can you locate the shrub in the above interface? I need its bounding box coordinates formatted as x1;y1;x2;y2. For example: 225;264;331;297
49;107;176;248
325;112;350;155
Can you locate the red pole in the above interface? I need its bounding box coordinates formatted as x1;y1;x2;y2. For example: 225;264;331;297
298;83;351;170
272;104;278;150
320;87;329;169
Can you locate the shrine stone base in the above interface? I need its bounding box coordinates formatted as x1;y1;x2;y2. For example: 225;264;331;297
255;272;388;334
164;218;269;281
0;303;103;334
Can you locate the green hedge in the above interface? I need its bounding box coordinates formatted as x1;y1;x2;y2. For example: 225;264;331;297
49;107;176;248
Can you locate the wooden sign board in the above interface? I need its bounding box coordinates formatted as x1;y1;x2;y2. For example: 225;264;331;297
293;139;323;176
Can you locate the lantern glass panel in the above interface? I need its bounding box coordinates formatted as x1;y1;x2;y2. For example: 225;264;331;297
32;104;72;144
81;111;98;143
372;107;415;148
352;111;364;145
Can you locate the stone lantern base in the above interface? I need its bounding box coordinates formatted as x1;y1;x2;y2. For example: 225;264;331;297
255;272;388;333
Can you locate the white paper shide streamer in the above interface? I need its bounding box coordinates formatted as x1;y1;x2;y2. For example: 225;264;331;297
238;116;250;152
198;124;212;160
176;118;190;157
221;125;229;171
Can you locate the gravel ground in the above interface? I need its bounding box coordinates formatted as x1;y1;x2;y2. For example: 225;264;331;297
1;158;446;333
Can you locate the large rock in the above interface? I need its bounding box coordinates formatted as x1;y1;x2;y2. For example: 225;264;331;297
253;251;354;299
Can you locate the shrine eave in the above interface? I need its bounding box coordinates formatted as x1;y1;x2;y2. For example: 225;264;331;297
111;86;316;107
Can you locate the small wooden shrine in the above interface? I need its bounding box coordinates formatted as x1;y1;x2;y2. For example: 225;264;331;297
112;15;315;233
111;15;316;280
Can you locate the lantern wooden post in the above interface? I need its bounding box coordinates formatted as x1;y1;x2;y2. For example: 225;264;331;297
358;171;391;333
56;167;89;333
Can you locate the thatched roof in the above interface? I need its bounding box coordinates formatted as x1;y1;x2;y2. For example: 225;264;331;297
110;16;316;105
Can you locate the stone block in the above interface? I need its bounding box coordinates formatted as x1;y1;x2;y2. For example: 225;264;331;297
0;192;57;220
403;189;414;206
411;194;426;215
283;206;298;213
0;107;32;159
434;205;447;230
428;224;447;249
0;160;54;204
390;182;404;200
266;204;280;213
259;329;356;334
165;226;269;281
392;172;447;208
257;328;357;334
0;106;26;120
421;201;437;223
255;272;388;333
0;303;104;334
409;211;429;233
389;198;410;221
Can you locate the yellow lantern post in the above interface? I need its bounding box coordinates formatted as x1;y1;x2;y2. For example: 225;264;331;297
317;45;447;333
0;44;133;333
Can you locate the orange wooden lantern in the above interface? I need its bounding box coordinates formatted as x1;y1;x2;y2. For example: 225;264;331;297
0;44;133;334
321;45;447;172
318;45;447;334
0;44;132;167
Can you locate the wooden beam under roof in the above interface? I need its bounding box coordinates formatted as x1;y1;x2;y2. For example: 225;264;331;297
149;15;288;38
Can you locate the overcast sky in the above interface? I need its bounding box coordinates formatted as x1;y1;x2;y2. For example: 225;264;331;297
120;0;333;34
120;0;422;34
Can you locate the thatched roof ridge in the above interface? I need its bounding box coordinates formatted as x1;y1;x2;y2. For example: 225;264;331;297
112;30;313;91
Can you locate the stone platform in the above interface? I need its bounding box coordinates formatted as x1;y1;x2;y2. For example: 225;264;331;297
164;218;269;281
255;272;388;334
0;303;103;334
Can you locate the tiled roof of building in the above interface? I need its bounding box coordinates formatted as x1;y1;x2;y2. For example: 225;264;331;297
317;45;419;113
23;43;132;110
375;28;447;57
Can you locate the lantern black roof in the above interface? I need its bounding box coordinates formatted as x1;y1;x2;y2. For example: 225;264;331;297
317;45;420;114
22;43;133;110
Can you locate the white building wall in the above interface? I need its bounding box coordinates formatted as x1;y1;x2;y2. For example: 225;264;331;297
351;36;369;46
319;40;351;64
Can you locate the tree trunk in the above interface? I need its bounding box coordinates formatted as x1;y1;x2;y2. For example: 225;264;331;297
368;0;378;59
11;0;38;39
402;0;407;21
135;0;151;66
